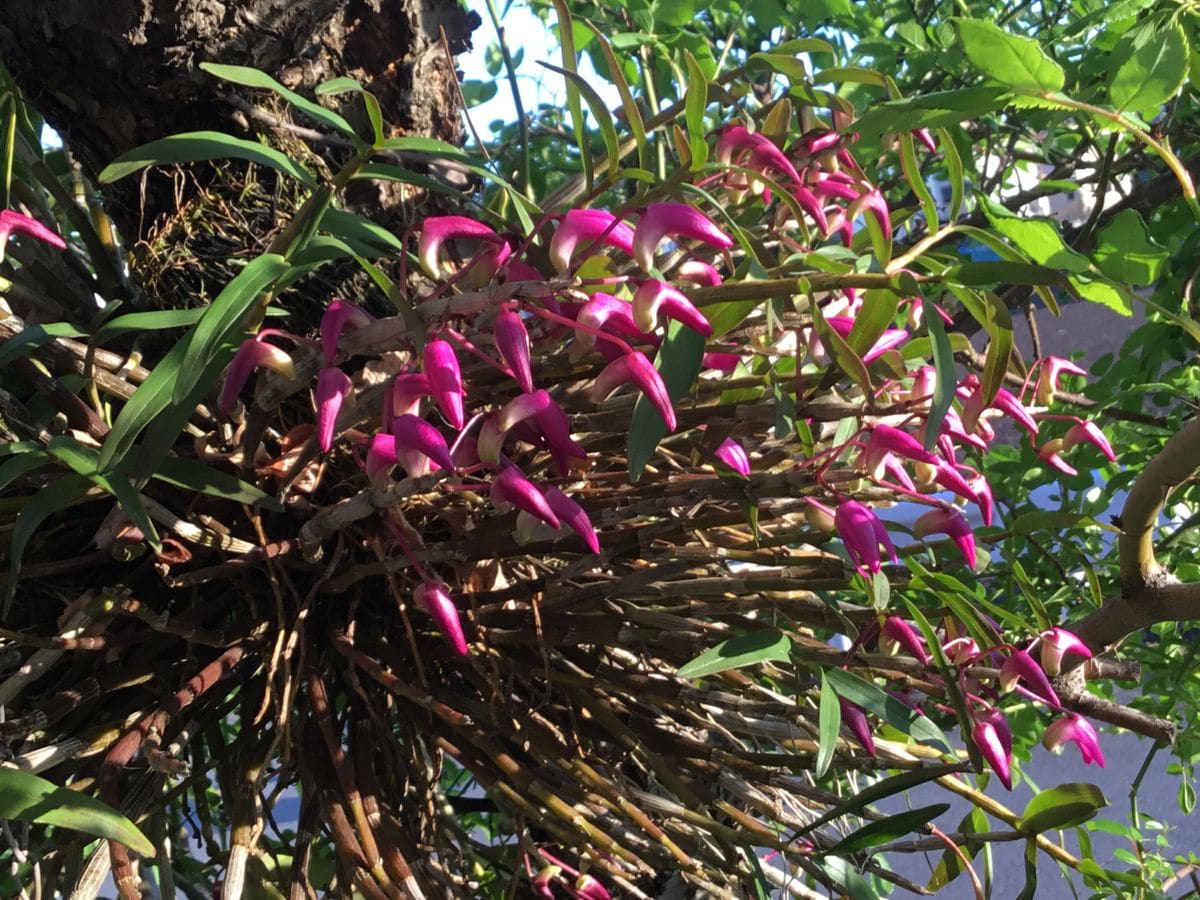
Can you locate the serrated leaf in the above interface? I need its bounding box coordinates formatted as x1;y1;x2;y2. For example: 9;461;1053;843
979;195;1091;273
828;804;950;854
852;86;1010;140
0;767;154;856
1019;783;1107;833
816;672;841;779
1068;273;1134;316
199;63;356;137
1093;209;1168;285
627;321;706;481
99;131;316;187
677;630;793;680
1109;25;1187;115
954;19;1064;92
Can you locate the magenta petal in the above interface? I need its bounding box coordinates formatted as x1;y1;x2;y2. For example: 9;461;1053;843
419;215;500;277
1043;714;1105;767
592;351;676;432
384;373;431;429
1038;627;1092;676
319;299;372;366
494;308;534;392
792;185;830;236
631;279;713;336
1035;356;1088;404
834;500;893;576
423;339;465;429
533;394;587;476
220;338;295;415
632;202;733;272
391;413;455;473
0;209;67;251
549;208;635;272
1063;421;1116;462
364;433;399;484
544;486;600;553
973;709;1013;790
315;367;352;452
993;388;1039;436
673;260;723;286
914;507;977;569
414;582;468;655
491;467;560;528
880;617;931;665
839;698;876;755
1000;649;1060;707
714;438;751;476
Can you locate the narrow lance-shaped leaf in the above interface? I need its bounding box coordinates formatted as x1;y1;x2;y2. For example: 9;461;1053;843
816;671;841;779
677;630;793;680
198;62;357;137
683;50;710;171
99;131;316;187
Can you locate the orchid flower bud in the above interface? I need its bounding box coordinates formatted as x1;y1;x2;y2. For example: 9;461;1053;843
220;338;295;415
1038;627;1092;676
1043;713;1105;767
839;698;876;755
592;351;676;432
549;208;635;272
914;506;977;569
972;708;1013;790
1038;438;1077;476
632;202;733;272
833;501;897;576
792;185;830;235
315;367;352;452
319;299;372;366
423;339;465;430
0;209;67;262
574;873;612;900
364;433;400;485
673;259;723;286
414;581;468;656
494;308;534;392
631;279;713;336
880;617;931;665
490;467;560;528
1035;356;1088;405
714;438;751;476
999;649;1060;707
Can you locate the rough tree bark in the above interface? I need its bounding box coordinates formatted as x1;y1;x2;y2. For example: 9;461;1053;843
0;0;480;245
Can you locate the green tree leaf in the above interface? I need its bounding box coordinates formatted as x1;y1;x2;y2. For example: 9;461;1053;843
1019;783;1108;833
1093;209;1168;285
954;19;1065;93
1109;25;1187;115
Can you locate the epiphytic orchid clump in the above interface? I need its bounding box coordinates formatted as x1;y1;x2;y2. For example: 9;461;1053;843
197;85;1132;896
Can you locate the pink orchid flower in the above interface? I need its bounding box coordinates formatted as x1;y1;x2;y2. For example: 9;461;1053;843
391;413;456;474
572;293;647;357
1035;356;1088;405
914;506;977;569
1063;420;1116;462
999;648;1060;708
972;708;1013;790
319;299;372;366
544;486;600;553
592;351;676;432
839;698;876;755
414;581;468;656
382;373;431;429
673;259;723;286
632;203;733;272
574;874;612;900
549;208;635;272
0;209;67;261
880;616;931;665
834;500;898;576
491;467;560;528
960;374;1039;437
825;316;908;362
631;279;712;336
1037;438;1078;476
423;338;465;430
493;308;534;392
219;337;295;415
419;215;505;278
1037;627;1092;676
714;437;751;476
315;367;353;452
1043;713;1105;767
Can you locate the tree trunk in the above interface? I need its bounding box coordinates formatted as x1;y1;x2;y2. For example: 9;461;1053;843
0;0;479;245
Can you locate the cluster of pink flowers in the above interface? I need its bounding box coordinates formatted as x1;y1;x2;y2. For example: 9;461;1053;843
221;201;741;656
838;616;1105;788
